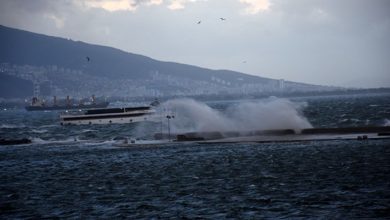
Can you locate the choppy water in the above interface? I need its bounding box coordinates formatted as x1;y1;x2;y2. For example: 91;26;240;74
300;94;390;128
1;94;390;219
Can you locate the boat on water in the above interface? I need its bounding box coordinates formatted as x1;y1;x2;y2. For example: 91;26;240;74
60;100;161;125
25;95;109;111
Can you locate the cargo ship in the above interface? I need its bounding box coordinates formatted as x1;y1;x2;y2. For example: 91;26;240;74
25;95;109;111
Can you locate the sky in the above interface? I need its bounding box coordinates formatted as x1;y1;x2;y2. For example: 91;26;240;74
0;0;389;88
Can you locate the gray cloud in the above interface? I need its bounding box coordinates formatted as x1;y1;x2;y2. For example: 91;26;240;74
0;0;389;87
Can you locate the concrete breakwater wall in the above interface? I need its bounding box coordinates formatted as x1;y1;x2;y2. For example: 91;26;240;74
154;126;390;142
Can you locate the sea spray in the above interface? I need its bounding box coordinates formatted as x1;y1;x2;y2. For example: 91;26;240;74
162;98;233;133
132;121;162;139
160;98;312;134
225;97;312;132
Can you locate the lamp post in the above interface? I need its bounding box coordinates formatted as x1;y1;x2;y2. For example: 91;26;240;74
166;115;174;141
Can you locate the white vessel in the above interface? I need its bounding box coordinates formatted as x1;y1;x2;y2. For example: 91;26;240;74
60;103;160;125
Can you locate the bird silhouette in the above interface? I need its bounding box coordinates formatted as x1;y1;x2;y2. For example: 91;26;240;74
86;56;90;62
220;18;226;21
197;20;201;24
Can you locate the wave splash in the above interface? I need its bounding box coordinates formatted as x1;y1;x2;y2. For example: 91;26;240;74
161;98;312;133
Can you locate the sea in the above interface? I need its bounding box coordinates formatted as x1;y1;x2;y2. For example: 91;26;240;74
1;94;389;219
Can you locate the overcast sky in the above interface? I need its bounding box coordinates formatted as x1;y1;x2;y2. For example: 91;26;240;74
1;0;389;88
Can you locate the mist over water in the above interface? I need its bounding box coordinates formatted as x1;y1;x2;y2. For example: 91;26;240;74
161;98;312;133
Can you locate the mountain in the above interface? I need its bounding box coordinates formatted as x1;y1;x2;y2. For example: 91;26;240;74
0;25;334;99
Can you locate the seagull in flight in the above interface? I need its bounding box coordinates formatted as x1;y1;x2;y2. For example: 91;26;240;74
220;17;226;21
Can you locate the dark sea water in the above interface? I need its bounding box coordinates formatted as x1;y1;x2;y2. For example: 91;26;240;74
1;94;390;219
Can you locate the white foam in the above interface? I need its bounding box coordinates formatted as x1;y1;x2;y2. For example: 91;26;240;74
31;129;48;134
82;140;116;146
0;124;26;129
39;124;60;128
81;129;97;133
30;137;48;144
160;98;312;133
30;137;81;145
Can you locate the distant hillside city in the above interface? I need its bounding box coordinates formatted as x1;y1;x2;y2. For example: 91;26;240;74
0;25;340;101
0;63;337;99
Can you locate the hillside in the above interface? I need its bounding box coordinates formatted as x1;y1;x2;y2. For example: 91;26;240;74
0;25;334;99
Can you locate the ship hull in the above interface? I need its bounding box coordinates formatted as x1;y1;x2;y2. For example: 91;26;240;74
60;106;161;125
60;113;161;125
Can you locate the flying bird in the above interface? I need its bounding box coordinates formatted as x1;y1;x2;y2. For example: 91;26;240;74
197;20;201;24
86;56;90;62
220;18;226;21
